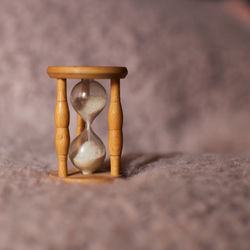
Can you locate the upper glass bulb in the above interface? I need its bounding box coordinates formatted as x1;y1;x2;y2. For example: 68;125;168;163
70;79;107;124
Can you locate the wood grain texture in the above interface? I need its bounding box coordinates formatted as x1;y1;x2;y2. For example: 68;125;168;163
108;78;123;176
55;79;70;177
47;66;128;79
49;169;116;184
76;114;85;136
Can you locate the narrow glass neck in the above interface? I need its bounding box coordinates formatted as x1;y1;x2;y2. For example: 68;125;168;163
86;121;91;140
86;121;91;130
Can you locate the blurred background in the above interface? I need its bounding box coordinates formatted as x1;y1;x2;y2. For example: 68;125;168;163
0;0;250;164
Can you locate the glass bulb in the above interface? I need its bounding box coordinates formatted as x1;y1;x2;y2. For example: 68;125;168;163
69;79;107;175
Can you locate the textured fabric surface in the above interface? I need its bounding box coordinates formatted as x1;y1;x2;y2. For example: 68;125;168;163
0;152;249;250
0;0;249;249
0;0;250;155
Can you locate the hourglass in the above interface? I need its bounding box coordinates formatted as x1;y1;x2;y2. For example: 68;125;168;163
47;66;128;183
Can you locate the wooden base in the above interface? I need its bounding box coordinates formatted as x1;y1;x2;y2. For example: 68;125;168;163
49;168;118;184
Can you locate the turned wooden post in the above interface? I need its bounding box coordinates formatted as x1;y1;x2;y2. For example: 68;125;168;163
55;79;70;177
76;114;85;136
108;78;123;176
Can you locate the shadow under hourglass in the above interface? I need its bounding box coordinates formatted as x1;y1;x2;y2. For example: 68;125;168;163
100;152;182;178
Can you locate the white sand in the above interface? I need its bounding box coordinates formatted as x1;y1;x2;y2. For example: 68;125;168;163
78;96;106;123
73;140;105;174
72;95;106;174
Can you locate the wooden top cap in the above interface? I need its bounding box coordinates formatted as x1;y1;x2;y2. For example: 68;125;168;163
47;66;128;79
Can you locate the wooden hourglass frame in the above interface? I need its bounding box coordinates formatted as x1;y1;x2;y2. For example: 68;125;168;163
47;66;128;183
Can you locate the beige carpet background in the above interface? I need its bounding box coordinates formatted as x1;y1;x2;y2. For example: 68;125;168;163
0;0;249;249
